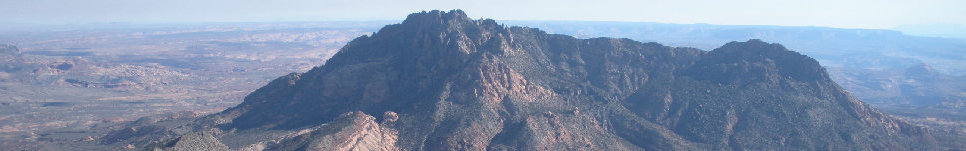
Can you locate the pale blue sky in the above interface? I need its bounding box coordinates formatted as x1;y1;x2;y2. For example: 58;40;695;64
1;0;964;29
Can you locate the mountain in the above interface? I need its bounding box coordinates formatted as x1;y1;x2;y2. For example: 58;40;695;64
108;10;941;150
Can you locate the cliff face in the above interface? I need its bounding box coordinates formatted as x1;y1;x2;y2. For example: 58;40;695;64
168;10;936;150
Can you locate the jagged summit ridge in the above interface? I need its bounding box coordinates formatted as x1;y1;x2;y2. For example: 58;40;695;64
324;10;509;69
121;10;938;150
401;10;471;25
399;9;500;28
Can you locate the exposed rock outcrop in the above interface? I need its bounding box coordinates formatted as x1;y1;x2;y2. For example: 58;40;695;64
270;112;398;151
149;132;229;151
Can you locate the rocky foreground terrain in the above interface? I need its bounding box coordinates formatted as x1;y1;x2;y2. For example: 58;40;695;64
87;10;957;150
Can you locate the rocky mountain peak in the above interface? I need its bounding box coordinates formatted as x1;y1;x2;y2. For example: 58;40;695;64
323;9;507;69
401;9;471;25
390;9;498;36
